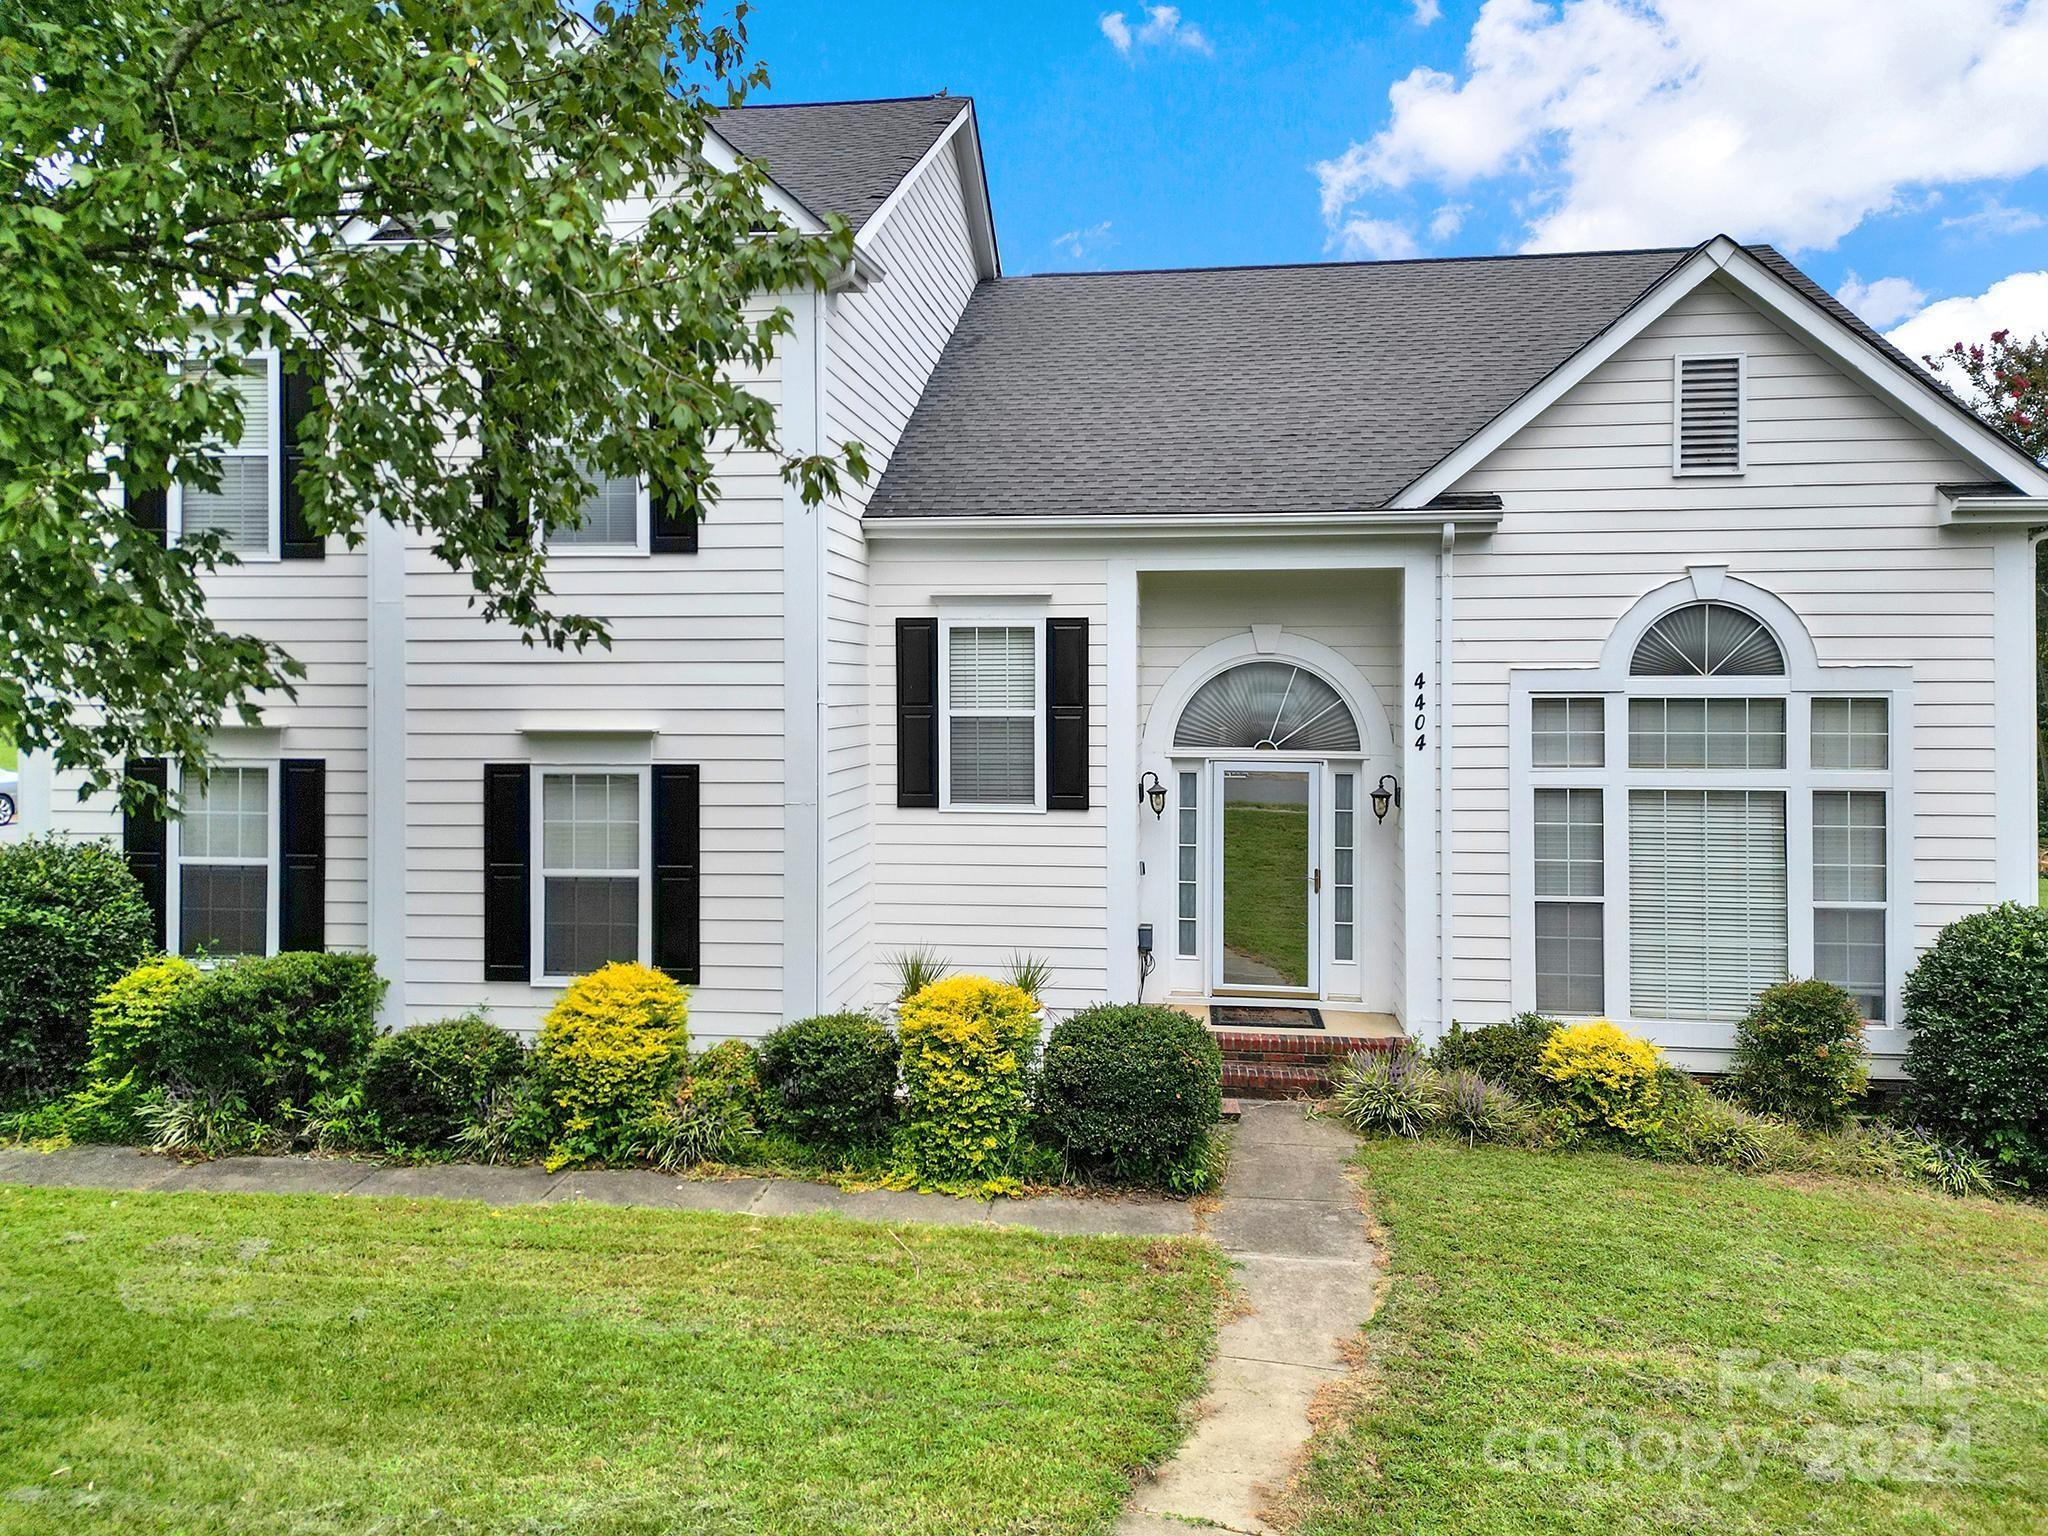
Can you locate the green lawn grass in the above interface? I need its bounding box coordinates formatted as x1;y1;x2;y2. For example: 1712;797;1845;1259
1221;802;1310;986
1294;1142;2048;1534
0;737;14;772
0;1186;1225;1535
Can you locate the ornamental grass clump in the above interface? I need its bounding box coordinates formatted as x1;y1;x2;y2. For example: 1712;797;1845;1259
1534;1019;1664;1138
1331;1048;1441;1139
1437;1067;1527;1145
895;975;1040;1190
534;962;690;1168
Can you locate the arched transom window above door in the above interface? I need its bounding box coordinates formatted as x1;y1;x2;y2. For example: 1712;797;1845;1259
1173;661;1361;752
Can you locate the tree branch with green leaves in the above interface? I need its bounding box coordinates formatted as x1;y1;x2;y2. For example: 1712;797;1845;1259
0;0;865;793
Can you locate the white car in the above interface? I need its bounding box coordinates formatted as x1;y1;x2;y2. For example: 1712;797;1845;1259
0;768;16;831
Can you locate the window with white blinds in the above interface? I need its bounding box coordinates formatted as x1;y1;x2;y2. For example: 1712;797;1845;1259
943;623;1040;807
1628;789;1787;1021
539;770;644;978
551;465;643;548
180;361;276;555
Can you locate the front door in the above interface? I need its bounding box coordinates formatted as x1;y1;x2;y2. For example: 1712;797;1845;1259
1211;762;1319;996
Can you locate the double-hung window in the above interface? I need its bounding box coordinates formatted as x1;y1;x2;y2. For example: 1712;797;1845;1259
548;463;647;552
173;764;277;959
1811;698;1890;1020
940;621;1041;808
1530;697;1607;1015
174;355;281;559
535;769;649;980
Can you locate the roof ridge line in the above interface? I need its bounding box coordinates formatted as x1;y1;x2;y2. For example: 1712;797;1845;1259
723;93;967;111
1002;246;1697;280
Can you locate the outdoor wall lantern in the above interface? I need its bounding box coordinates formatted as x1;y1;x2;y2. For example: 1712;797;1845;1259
1139;771;1168;818
1371;774;1401;823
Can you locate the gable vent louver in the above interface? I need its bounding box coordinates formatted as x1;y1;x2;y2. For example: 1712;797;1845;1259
1675;354;1744;474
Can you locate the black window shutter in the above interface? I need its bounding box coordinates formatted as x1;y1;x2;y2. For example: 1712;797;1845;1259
649;417;699;554
896;617;939;809
482;763;531;982
122;758;169;951
127;482;167;545
280;360;324;560
1046;617;1090;811
651;764;701;984
278;758;326;951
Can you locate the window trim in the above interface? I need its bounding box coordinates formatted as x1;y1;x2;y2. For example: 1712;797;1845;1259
167;758;281;961
937;615;1045;813
545;473;651;557
528;763;654;986
168;349;283;563
1671;351;1747;478
1509;576;1913;1037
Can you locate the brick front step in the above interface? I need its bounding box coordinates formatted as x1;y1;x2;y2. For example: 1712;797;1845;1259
1214;1032;1405;1100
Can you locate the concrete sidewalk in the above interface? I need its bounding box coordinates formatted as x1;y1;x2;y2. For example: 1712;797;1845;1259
1118;1100;1377;1536
0;1141;1199;1238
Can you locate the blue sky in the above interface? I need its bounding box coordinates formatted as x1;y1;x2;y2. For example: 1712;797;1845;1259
738;0;2048;356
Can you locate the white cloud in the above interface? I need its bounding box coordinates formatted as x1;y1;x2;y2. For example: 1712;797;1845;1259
1428;202;1469;241
1412;0;1443;23
1315;0;2048;253
1052;220;1115;261
1100;6;1212;57
1888;270;2048;362
1335;215;1422;260
1940;196;2047;238
1837;272;1927;330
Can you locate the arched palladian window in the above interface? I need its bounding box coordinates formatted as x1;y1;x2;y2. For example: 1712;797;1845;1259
1519;584;1902;1031
1173;661;1361;752
1631;601;1785;677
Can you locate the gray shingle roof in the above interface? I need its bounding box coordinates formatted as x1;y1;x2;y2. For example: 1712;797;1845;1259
865;242;2011;521
716;96;966;230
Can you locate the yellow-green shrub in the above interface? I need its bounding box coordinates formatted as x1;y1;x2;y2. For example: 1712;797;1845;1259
64;956;201;1141
896;975;1040;1190
533;962;689;1166
1535;1019;1664;1137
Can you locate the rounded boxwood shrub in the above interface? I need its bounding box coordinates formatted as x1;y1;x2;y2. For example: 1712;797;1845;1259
1904;901;2048;1188
757;1011;899;1153
1725;978;1869;1131
362;1013;528;1148
1428;1014;1558;1096
1534;1019;1664;1138
150;950;385;1117
1034;1004;1220;1187
534;962;690;1166
896;976;1040;1188
0;836;157;1102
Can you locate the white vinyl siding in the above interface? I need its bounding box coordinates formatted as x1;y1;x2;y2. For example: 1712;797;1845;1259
177;357;279;557
1628;788;1787;1022
941;623;1040;808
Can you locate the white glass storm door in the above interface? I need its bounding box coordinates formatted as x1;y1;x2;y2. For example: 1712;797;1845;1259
1210;762;1320;996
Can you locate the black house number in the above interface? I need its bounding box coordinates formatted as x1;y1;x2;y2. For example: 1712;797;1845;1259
1413;672;1428;752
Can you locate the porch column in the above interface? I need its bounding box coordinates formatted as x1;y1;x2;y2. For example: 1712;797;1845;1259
1399;541;1441;1037
1106;559;1140;1001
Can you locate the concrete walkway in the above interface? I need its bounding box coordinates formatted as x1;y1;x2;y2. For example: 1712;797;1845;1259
0;1141;1199;1237
1118;1101;1376;1536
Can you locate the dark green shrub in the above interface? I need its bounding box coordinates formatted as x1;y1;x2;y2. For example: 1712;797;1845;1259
151;951;385;1119
1904;901;2048;1187
0;836;157;1102
362;1013;527;1148
1429;1013;1558;1096
1034;1003;1222;1189
1726;978;1869;1131
757;1011;899;1153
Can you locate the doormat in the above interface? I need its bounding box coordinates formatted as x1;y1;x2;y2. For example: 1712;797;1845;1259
1211;1006;1325;1031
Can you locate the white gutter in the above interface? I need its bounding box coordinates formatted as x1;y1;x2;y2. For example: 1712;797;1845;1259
863;508;1504;539
1437;520;1455;1035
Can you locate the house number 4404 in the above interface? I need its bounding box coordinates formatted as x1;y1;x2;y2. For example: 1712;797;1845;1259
1413;672;1429;752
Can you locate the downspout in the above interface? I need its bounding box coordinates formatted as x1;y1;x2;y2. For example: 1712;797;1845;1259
1438;520;1455;1035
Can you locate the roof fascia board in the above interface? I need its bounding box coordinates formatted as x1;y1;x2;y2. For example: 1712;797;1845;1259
1709;250;2048;496
1388;243;1720;509
1945;493;2048;527
953;106;1001;278
863;509;1501;539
